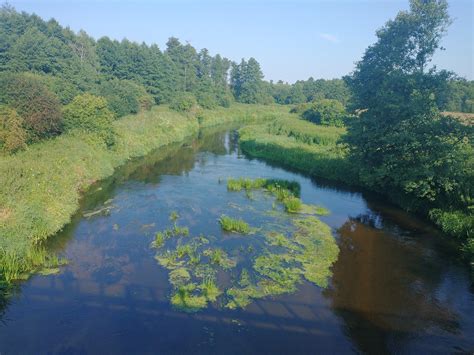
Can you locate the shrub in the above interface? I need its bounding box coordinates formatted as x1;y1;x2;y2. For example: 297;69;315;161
28;73;80;105
196;92;218;109
97;79;154;118
138;93;154;112
289;103;310;115
301;99;346;127
63;93;116;146
169;93;198;112
0;106;27;153
0;72;63;141
216;92;233;108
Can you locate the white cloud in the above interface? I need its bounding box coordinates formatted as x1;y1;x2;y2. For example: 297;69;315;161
319;33;340;44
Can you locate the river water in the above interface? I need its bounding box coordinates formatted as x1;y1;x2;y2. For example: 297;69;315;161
0;129;472;354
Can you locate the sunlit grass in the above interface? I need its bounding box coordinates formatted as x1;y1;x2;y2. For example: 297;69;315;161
219;215;252;234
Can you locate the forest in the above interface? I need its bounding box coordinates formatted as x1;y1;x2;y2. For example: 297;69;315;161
0;1;473;289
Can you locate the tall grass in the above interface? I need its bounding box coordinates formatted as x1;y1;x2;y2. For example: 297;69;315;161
219;215;252;234
198;103;291;128
239;119;357;184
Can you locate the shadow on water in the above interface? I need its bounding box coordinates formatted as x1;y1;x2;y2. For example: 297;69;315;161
0;127;472;354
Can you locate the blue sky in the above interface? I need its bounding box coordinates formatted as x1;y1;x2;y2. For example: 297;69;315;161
8;0;474;82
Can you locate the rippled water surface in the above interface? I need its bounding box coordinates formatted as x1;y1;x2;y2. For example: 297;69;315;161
0;129;472;354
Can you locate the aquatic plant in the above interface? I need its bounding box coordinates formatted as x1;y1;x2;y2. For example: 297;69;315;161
239;269;251;287
283;196;302;213
300;204;330;216
151;177;337;313
176;244;195;259
155;251;184;270
169;211;180;222
0;247;67;282
169;267;191;287
203;248;236;269
152;232;166;248
200;276;222;302
219;215;252;234
226;177;267;192
170;283;208;313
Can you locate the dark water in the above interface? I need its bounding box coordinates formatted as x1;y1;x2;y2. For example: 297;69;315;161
0;129;472;354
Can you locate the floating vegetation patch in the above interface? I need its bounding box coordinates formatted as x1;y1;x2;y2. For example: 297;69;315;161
151;178;338;312
219;215;253;234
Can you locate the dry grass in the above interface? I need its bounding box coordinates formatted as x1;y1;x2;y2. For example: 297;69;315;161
442;111;474;126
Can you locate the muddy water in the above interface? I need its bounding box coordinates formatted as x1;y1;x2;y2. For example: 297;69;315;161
0;129;472;354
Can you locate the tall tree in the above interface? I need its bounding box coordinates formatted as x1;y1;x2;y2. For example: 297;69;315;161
231;58;269;104
343;0;472;212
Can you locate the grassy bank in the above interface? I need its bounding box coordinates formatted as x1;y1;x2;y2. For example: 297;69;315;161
0;104;288;282
239;116;474;260
239;118;357;184
197;104;293;128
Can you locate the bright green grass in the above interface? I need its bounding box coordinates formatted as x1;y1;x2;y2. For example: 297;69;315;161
198;103;291;128
238;119;357;184
219;215;252;234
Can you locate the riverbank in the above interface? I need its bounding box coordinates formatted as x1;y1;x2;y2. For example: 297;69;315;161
0;104;288;282
239;117;474;261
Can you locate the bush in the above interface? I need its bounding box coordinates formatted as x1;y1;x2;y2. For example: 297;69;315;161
429;209;474;240
289;103;310;115
196;92;218;109
63;93;116;146
169;93;198;112
29;73;81;105
0;106;27;153
216;92;233;108
138;93;154;112
97;79;154;118
0;72;63;141
301;99;346;127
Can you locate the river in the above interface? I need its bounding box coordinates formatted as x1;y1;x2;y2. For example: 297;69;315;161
0;128;472;354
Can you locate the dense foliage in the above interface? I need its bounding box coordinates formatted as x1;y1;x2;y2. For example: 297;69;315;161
169;93;198;113
444;78;474;113
63;93;116;146
0;72;63;141
343;0;473;254
270;78;352;106
300;99;347;127
230;58;272;104
0;105;26;153
95;79;154;117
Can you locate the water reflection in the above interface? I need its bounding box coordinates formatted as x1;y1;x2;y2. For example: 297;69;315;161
327;212;472;353
0;128;472;354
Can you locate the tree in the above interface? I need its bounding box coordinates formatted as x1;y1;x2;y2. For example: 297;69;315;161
302;99;346;127
343;0;473;212
165;37;199;93
0;72;63;141
231;58;270;104
96;79;153;117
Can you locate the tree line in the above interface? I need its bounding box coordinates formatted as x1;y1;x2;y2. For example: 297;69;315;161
1;4;472;154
